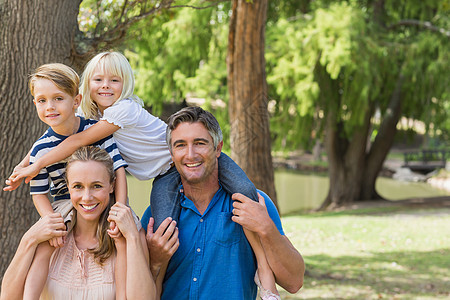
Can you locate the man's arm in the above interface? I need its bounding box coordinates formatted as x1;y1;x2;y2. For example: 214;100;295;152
231;193;305;293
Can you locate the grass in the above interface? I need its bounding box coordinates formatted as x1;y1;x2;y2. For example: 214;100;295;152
278;207;450;299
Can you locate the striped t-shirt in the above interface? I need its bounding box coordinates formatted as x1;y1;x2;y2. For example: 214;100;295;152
30;117;127;201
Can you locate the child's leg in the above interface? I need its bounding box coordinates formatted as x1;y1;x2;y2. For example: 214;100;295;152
244;228;280;300
218;153;259;202
150;166;182;230
23;242;54;300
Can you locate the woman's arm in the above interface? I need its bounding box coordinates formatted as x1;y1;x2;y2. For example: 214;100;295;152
109;203;156;300
0;214;66;300
11;120;120;184
112;231;127;300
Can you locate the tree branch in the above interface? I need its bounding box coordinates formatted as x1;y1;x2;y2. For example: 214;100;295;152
388;19;450;38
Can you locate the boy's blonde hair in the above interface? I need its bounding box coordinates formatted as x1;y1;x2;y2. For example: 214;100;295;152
80;51;143;119
29;63;80;97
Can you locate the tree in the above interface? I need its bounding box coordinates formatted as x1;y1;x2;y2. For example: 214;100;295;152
266;0;449;209
0;0;197;280
227;0;277;203
0;0;83;280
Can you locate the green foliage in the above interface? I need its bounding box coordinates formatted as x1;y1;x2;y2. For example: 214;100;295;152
78;0;449;153
266;0;449;151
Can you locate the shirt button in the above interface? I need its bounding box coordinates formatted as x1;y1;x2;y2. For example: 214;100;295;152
200;218;203;222
197;248;201;252
193;277;197;282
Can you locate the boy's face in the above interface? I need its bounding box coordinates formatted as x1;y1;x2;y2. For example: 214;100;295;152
33;78;81;135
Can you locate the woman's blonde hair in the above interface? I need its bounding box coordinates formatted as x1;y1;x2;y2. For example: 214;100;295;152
79;51;143;119
65;146;116;265
29;63;79;97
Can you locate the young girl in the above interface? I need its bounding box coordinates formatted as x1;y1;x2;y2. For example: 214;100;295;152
11;52;280;299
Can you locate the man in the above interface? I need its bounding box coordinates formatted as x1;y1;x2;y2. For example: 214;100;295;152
141;106;304;299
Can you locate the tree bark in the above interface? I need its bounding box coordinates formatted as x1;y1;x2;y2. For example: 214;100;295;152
0;0;81;280
227;0;277;204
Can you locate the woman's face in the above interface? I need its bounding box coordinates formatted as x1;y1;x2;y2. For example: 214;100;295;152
67;160;114;223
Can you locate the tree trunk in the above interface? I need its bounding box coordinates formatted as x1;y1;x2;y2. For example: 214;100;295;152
361;73;404;200
0;0;81;280
227;0;277;204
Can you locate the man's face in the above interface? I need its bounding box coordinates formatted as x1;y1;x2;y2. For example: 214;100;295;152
170;122;222;185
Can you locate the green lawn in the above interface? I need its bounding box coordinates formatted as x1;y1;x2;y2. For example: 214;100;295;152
279;207;450;299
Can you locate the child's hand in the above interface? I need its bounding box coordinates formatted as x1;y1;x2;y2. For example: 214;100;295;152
107;220;124;243
49;235;65;248
3;165;25;191
108;203;139;240
10;163;41;185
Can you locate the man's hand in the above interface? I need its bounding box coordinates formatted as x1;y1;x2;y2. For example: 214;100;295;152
231;193;276;237
146;217;179;278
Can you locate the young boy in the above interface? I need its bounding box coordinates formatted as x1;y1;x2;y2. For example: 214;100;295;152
5;63;128;298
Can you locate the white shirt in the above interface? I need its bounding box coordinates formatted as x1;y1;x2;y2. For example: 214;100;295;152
101;98;172;180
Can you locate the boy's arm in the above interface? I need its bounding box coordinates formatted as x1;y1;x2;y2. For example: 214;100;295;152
11;120;120;184
114;167;128;206
32;194;54;217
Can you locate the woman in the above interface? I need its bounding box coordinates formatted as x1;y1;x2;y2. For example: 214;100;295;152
1;146;155;300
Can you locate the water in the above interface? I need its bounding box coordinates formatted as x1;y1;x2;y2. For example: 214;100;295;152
127;171;450;217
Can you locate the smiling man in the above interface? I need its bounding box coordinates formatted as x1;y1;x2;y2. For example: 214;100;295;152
141;106;304;300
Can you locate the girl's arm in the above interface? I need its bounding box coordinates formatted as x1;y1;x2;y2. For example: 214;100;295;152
3;149;32;191
114;167;128;206
0;214;66;300
11;120;120;183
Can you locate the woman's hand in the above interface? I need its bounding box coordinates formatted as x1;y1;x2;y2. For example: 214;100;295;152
107;203;139;241
25;213;67;246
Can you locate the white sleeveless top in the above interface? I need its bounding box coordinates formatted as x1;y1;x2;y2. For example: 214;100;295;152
101;98;172;180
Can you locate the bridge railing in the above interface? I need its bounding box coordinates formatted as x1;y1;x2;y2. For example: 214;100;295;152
403;149;448;173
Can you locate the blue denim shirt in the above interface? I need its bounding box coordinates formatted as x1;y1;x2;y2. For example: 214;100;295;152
141;187;284;300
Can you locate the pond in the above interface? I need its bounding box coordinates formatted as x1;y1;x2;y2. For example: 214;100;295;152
127;170;450;217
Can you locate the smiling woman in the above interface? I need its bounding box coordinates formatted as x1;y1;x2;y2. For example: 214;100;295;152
0;146;156;300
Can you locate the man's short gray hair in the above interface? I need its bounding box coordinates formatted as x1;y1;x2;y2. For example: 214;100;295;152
166;106;223;151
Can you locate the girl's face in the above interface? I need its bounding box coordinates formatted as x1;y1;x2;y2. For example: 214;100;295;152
89;67;123;113
67;160;114;223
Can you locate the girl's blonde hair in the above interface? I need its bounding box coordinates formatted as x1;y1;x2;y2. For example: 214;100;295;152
65;146;116;265
29;63;79;97
79;51;143;119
